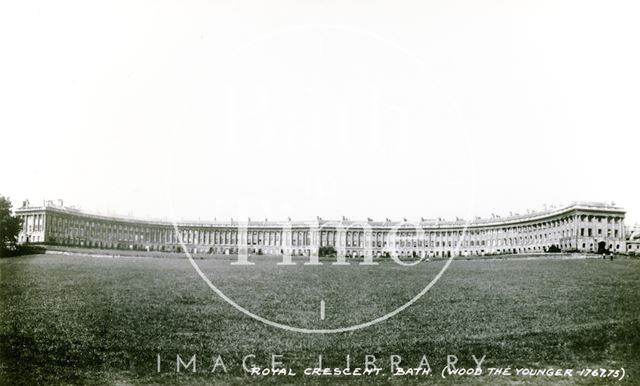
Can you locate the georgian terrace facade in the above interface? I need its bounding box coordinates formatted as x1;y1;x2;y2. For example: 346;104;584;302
15;201;627;257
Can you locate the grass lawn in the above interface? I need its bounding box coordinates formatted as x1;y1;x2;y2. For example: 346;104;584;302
1;253;639;385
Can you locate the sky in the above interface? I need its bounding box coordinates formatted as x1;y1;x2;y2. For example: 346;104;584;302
1;0;639;225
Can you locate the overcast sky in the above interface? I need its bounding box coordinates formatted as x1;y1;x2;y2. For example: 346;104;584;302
1;0;638;225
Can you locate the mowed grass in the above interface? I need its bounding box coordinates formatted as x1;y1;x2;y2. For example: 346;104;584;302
1;253;639;385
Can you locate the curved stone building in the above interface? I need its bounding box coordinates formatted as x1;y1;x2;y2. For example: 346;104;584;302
15;201;627;257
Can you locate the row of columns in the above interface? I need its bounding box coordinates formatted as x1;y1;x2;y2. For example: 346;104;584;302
17;210;627;254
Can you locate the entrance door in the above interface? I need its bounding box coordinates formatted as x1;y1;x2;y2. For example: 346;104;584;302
597;241;607;254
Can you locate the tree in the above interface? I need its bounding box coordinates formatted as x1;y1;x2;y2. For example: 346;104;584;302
0;196;22;255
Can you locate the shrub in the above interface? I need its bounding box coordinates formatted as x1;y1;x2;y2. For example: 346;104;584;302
0;244;46;258
319;246;336;257
548;244;562;253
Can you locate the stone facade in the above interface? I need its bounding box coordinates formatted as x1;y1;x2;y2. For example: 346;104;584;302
626;224;640;255
15;201;628;257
